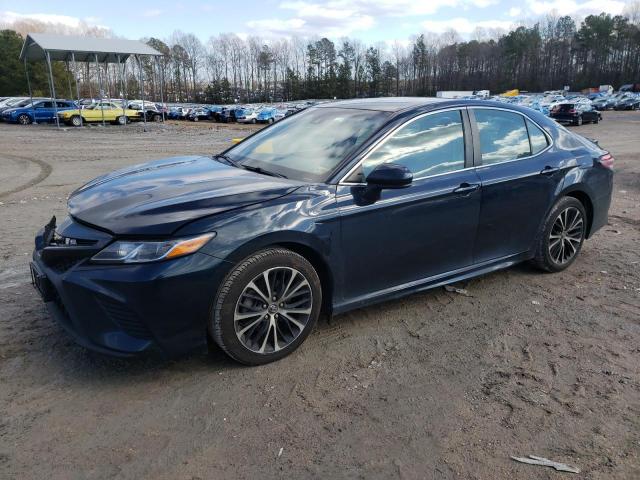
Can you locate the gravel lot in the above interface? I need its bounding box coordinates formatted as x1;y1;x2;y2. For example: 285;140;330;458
0;113;638;479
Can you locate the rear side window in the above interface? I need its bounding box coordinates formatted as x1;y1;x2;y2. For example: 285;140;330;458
474;109;531;164
362;110;465;178
526;119;549;155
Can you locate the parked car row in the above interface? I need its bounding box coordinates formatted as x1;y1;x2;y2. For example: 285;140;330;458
164;102;313;124
482;89;640;127
0;97;168;126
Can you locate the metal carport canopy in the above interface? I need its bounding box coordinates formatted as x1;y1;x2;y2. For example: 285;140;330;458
19;33;163;62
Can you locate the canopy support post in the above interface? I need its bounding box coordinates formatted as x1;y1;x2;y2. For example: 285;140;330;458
24;57;36;125
71;52;82;127
157;57;165;122
45;50;60;129
95;53;105;126
66;60;73;100
117;55;126;127
137;55;147;132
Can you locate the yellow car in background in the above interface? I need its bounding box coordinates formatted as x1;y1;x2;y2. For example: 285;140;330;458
59;102;142;127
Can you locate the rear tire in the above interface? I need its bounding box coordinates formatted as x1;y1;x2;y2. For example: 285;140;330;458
211;248;322;365
116;115;127;125
531;196;587;273
576;116;583;126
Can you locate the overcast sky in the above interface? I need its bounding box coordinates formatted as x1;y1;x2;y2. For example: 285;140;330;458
0;0;634;42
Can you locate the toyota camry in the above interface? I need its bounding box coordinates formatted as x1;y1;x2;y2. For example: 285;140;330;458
30;98;613;365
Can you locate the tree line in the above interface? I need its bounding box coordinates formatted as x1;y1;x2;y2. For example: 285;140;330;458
1;7;639;104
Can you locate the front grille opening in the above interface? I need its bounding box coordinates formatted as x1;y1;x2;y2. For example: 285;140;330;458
97;296;154;340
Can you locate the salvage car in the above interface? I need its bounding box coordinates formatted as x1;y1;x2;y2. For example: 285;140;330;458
30;98;613;364
58;102;142;126
235;108;259;124
550;103;601;125
187;107;212;122
2;100;76;124
256;107;278;123
613;95;640;110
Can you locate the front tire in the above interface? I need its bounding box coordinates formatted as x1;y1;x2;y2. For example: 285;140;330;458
70;115;83;127
17;114;32;125
211;248;322;365
532;197;586;272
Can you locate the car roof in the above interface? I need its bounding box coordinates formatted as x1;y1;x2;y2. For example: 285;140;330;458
317;97;447;112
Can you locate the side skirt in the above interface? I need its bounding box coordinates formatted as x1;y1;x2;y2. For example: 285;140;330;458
332;252;532;315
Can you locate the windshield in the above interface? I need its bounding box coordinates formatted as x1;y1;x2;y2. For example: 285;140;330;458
226;106;390;182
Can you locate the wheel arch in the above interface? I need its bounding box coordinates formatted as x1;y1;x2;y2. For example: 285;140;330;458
561;187;594;237
275;241;334;315
222;232;335;315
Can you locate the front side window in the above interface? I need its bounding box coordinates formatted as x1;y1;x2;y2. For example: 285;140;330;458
227;107;390;182
475;109;531;164
361;110;466;179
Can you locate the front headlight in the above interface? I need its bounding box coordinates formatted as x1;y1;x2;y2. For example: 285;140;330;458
91;233;215;264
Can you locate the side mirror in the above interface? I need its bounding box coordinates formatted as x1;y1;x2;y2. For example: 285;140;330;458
366;163;413;189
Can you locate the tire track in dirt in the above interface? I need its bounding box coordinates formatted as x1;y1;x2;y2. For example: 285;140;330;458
0;154;52;199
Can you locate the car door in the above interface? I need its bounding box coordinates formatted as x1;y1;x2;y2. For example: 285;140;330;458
337;108;482;302
34;101;53;122
469;107;566;263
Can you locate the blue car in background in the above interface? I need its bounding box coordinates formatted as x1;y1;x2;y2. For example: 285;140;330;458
2;100;77;125
256;107;278;124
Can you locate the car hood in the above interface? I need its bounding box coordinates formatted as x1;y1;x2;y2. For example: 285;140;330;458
68;155;301;236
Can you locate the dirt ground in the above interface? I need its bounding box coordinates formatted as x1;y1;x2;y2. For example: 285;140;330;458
0;113;638;480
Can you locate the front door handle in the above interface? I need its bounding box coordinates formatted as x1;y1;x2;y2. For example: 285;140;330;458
453;182;480;194
540;166;560;175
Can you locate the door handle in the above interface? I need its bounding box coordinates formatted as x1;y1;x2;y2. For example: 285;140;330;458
540;166;560;175
453;182;480;194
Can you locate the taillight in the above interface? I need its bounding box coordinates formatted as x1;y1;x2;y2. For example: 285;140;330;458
569;109;576;114
598;153;614;169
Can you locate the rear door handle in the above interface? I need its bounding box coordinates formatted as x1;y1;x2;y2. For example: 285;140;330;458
540;166;560;175
453;182;480;194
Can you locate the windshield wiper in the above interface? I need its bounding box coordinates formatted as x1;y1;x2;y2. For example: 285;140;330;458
214;154;287;179
213;153;238;167
239;164;288;179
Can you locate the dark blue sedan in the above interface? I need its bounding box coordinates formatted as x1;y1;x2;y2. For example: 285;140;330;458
2;99;76;124
30;98;613;364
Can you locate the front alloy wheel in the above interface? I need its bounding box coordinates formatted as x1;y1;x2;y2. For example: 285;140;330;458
234;267;312;354
18;114;31;125
211;248;322;365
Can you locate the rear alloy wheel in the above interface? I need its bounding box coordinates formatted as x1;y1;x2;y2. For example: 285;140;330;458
117;115;127;125
193;116;199;122
71;115;83;127
17;114;31;125
212;248;322;365
576;116;583;126
532;197;586;272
